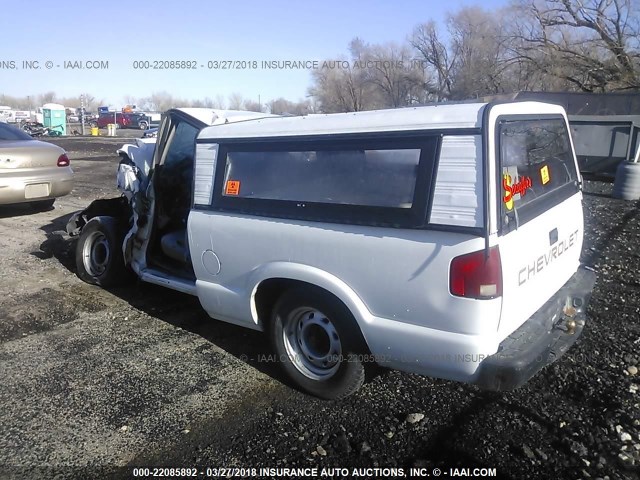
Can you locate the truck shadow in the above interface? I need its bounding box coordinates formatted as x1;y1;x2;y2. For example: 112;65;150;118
34;212;292;387
0;203;56;219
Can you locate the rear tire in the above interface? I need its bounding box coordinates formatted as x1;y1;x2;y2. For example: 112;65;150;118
138;121;149;130
270;288;366;400
613;161;640;200
30;198;55;211
75;216;132;287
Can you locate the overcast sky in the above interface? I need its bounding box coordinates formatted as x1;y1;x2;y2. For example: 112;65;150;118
1;0;507;107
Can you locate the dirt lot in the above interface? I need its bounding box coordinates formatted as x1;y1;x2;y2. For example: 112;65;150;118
0;136;639;480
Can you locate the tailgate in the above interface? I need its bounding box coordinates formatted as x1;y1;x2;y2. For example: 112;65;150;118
495;117;584;337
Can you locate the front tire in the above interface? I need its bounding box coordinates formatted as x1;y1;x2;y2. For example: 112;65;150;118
75;216;131;287
270;288;366;400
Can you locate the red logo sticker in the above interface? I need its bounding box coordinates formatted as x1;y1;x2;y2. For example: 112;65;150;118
503;174;532;208
225;180;240;196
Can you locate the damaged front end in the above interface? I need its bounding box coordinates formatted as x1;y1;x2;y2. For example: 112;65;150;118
66;196;132;236
66;137;157;269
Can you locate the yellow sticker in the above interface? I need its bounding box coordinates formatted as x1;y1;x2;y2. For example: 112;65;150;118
225;180;240;196
540;165;550;185
503;174;514;211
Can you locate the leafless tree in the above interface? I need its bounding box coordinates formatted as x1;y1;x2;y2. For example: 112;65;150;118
361;42;427;107
213;94;226;109
509;0;640;92
0;92;105;110
122;95;138;107
309;62;370;112
268;97;316;115
310;38;428;112
0;94;30;109
81;93;102;111
37;91;57;105
411;8;526;101
448;8;513;98
227;92;245;110
411;21;455;100
143;91;177;112
243;100;265;112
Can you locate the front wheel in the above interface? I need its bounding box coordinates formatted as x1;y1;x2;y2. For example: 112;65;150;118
75;216;132;287
138;121;148;130
270;288;366;399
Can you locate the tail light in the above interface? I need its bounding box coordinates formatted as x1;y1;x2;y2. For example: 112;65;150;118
450;246;502;299
57;153;70;167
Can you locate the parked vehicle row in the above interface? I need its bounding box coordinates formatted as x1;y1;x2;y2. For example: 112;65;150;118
89;112;153;130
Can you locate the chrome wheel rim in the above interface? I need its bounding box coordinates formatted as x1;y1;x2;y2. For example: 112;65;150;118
82;231;110;277
283;307;342;380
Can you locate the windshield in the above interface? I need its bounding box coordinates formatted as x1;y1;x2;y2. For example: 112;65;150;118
0;122;33;141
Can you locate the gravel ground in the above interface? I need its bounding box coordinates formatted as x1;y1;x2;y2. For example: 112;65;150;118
0;137;639;480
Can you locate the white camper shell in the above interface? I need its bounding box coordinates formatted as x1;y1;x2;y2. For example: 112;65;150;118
68;103;596;399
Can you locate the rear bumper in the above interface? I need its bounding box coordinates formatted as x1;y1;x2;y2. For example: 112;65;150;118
0;167;73;205
475;266;596;391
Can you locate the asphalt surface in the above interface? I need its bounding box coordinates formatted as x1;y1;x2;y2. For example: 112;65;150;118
0;136;638;480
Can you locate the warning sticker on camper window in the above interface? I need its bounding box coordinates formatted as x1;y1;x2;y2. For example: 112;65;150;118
225;180;241;196
503;174;514;211
540;165;550;185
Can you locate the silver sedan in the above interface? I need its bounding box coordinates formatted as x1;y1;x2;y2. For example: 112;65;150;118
0;122;73;209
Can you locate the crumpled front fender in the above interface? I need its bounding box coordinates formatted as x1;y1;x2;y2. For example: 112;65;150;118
65;197;132;236
116;138;156;179
66;210;85;236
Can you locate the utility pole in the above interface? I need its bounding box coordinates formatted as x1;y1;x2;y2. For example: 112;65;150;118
80;94;85;135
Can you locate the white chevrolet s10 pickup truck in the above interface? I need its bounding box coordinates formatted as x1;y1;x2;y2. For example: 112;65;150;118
67;102;596;399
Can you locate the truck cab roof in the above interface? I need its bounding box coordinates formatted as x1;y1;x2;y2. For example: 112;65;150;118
173;108;277;127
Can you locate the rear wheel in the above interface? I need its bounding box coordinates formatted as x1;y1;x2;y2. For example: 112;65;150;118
30;198;55;211
75;216;132;287
138;121;149;130
613;162;640;200
270;288;366;399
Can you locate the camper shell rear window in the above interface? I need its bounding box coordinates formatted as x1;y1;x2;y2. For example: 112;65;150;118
210;135;440;228
498;117;580;232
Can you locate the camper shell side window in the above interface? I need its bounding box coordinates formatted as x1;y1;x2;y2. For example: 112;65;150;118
206;135;441;229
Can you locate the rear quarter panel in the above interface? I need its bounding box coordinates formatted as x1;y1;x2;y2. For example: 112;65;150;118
188;211;502;339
